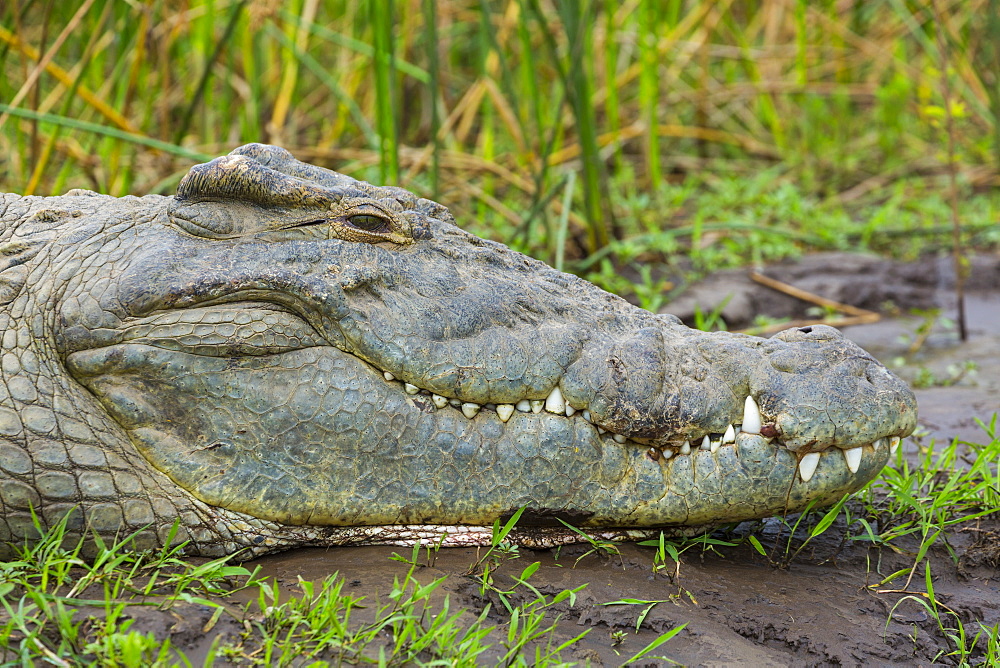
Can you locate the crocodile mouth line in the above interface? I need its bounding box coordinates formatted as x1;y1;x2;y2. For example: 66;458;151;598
105;303;902;485
381;375;901;484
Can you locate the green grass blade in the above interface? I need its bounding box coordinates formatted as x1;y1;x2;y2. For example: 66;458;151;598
0;104;211;162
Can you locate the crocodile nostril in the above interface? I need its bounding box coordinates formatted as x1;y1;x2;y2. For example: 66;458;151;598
798;327;813;333
760;423;779;439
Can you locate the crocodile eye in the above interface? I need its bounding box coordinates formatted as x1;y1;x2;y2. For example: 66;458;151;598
347;214;390;233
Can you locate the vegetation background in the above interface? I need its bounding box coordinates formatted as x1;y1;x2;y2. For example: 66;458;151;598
2;0;998;298
2;3;1000;665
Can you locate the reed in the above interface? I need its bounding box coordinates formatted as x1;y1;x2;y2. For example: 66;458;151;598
1;0;996;261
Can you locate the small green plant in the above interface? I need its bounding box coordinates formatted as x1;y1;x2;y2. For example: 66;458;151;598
466;506;525;597
495;574;590;665
691;295;732;332
902;359;977;389
389;531;447;568
639;531;736;580
601;597;673;633
596;596;688;665
554;519;623;568
743;495;859;569
886;561;998;665
897;308;954;354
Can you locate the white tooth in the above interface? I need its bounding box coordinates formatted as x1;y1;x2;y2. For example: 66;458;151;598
496;404;515;422
383;371;395;381
723;424;736;444
873;437;885;449
890;436;901;455
680;440;691;455
530;400;544;414
742;396;762;434
544;387;566;414
710;439;721;454
661;449;673;459
597;426;607;434
431;394;449;409
461;402;481;419
842;447;863;473
449;398;463;407
612;433;627;444
566;405;576;417
515;399;532;412
798;452;821;483
404;383;420;395
582;410;591;422
700;435;711;451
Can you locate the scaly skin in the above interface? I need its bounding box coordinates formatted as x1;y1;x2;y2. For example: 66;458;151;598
0;144;917;557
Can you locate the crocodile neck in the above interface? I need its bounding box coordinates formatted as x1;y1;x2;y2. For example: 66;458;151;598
0;194;210;552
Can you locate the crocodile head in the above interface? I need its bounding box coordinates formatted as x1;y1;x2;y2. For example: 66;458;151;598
2;144;916;555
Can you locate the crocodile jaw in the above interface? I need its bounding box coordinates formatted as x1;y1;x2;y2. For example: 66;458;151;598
66;337;894;529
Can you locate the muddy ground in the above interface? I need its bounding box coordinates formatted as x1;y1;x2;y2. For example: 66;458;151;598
18;253;999;666
219;252;1000;666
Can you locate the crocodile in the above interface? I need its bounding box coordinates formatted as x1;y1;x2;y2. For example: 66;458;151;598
0;144;917;557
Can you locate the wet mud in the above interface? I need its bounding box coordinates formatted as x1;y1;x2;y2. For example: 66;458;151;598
240;533;999;666
19;253;1000;665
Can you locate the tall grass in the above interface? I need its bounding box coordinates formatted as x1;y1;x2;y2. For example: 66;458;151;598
0;0;996;259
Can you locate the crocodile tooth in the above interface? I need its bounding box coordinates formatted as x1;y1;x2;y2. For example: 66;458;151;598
661;448;673;459
798;452;821;483
404;383;420;395
680;440;691;455
597;426;607;434
710;438;721;454
873;437;885;450
565;404;576;417
890;436;901;455
449;398;463;407
496;404;515;422
842;446;863;473
700;435;711;451
722;424;736;444
613;433;627;444
383;371;395;381
544;386;565;414
515;399;532;413
742;396;762;434
431;394;449;409
530;400;544;414
582;410;591;422
461;402;481;419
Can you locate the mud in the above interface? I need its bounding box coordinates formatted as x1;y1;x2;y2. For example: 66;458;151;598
10;253;1000;665
237;534;999;666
